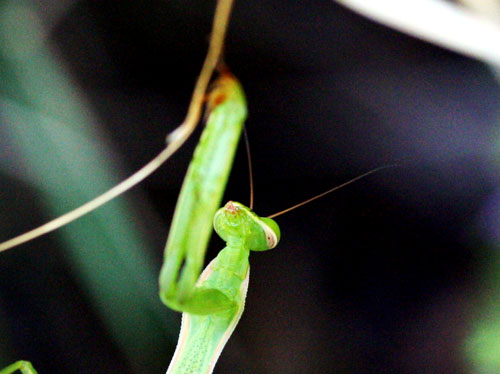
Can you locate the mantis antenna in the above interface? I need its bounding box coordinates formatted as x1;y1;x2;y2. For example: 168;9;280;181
0;0;235;253
243;126;255;210
268;164;399;219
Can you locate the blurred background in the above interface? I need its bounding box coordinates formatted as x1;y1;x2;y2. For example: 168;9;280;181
1;0;499;373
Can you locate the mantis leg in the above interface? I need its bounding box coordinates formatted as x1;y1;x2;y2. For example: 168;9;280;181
0;361;38;374
159;74;247;314
166;284;237;315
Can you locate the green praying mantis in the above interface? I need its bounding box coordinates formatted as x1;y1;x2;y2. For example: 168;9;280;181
157;72;392;374
0;67;278;374
0;69;392;374
159;72;280;374
0;0;256;371
0;68;273;374
157;71;392;374
0;1;395;372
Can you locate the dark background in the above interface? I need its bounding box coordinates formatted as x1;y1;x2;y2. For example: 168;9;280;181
1;0;499;373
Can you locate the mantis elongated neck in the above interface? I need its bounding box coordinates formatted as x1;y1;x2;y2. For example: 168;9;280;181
226;235;248;249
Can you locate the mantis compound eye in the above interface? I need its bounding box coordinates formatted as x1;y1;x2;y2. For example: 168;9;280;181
259;217;280;249
246;216;280;252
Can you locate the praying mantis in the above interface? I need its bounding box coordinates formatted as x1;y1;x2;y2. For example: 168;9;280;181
0;67;273;374
0;1;396;373
0;68;390;374
1;0;262;371
159;72;281;374
0;0;496;372
0;64;278;373
0;0;275;370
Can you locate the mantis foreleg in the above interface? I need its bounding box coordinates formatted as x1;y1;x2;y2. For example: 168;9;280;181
159;73;247;314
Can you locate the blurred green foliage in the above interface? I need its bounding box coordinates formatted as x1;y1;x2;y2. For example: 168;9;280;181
0;1;178;372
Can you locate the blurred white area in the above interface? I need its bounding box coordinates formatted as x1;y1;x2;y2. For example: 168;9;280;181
459;0;500;22
334;0;500;66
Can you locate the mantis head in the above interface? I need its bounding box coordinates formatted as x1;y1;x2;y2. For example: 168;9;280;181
213;201;280;251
